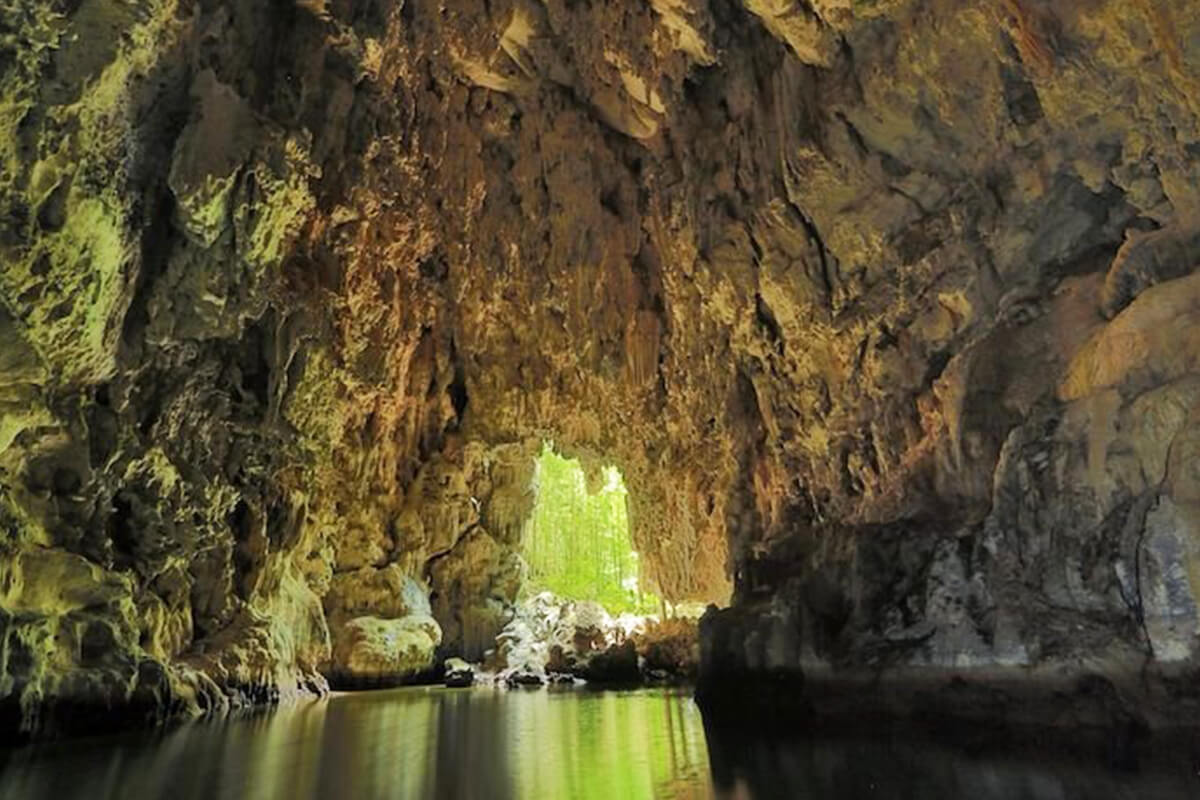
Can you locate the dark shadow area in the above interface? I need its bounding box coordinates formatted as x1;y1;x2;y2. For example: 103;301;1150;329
701;710;1200;800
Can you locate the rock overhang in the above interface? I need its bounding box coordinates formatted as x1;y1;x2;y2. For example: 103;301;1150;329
3;0;1200;737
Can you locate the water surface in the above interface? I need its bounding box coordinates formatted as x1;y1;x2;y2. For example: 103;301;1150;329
1;686;1196;799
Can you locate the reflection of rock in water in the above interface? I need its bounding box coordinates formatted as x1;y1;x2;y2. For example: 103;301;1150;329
6;687;1200;799
432;691;516;800
700;712;1200;800
0;688;716;800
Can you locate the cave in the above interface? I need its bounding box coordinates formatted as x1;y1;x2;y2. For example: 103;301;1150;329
5;0;1200;797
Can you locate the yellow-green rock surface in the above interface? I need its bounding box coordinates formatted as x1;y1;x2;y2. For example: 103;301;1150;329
5;0;1200;737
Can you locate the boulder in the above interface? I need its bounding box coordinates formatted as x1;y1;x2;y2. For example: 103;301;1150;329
546;643;576;674
636;618;700;681
444;657;475;688
328;615;441;687
577;639;641;685
504;667;546;688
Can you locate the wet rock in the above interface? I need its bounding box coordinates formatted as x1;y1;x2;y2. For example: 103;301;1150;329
636;618;700;681
577;640;641;686
503;667;546;688
444;657;475;688
546;644;575;674
644;669;674;684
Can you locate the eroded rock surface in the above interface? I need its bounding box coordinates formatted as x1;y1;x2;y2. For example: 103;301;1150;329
486;592;696;685
329;615;441;688
5;0;1200;737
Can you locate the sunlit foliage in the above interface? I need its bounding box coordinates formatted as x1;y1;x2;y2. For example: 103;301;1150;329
523;446;658;614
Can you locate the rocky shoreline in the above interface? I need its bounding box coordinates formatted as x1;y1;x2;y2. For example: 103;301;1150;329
441;593;701;690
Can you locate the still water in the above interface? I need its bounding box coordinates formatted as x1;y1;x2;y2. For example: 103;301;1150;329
1;686;1197;800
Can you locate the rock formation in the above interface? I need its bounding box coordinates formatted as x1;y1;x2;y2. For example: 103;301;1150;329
483;591;687;686
4;0;1200;737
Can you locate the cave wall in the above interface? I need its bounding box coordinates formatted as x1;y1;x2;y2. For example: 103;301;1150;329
4;0;1200;735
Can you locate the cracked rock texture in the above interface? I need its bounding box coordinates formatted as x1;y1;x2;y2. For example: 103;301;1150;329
5;0;1200;737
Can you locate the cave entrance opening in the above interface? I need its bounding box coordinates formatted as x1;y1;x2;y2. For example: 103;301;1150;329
522;444;659;616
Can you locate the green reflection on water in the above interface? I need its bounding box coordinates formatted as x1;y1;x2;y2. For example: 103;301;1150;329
11;681;1200;800
4;685;1200;800
0;687;713;800
499;690;710;800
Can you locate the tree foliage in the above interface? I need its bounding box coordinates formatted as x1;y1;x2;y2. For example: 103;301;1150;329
523;445;658;614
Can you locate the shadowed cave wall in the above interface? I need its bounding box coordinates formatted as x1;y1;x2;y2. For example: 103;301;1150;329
4;0;1200;737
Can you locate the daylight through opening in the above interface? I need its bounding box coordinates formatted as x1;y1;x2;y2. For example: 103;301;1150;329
522;444;658;615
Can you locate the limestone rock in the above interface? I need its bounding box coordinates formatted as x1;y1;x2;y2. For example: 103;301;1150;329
324;566;431;630
9;0;1200;738
429;527;525;660
443;657;475;687
577;640;641;685
636;618;700;681
167;71;257;249
329;615;442;687
504;668;546;688
743;0;840;66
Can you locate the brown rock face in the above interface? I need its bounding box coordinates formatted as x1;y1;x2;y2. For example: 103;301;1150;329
5;0;1200;736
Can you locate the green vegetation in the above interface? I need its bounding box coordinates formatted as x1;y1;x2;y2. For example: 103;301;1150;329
523;446;658;615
